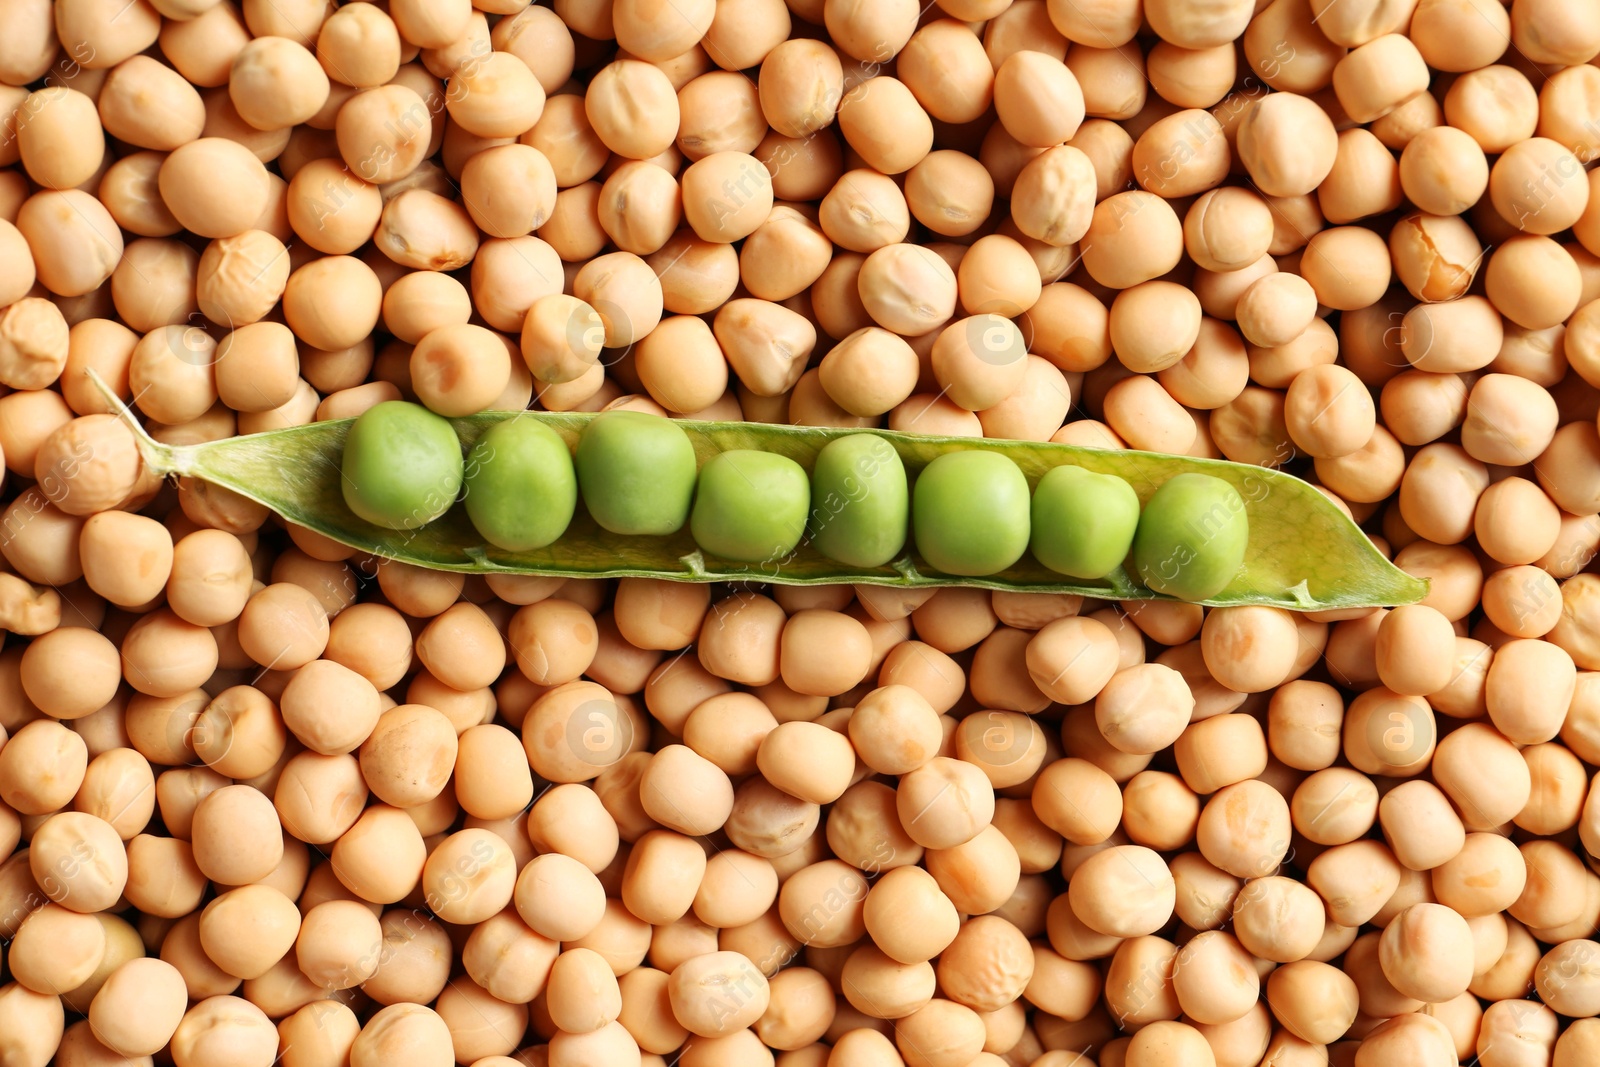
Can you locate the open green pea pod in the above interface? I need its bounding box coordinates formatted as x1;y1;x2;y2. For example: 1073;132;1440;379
102;385;1425;611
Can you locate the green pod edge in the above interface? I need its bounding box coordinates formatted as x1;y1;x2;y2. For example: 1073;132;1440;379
95;380;1427;611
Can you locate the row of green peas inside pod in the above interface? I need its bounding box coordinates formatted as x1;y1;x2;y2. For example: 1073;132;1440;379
340;403;1250;601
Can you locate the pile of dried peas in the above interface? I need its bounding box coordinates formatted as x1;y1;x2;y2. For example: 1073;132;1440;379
8;0;1600;1065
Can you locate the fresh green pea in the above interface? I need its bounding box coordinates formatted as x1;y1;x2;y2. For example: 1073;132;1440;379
690;449;811;563
575;410;699;536
340;400;463;530
1131;472;1250;602
1030;465;1141;579
912;451;1031;576
463;418;577;551
808;433;909;568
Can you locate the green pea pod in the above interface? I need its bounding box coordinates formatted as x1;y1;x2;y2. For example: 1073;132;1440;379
94;377;1426;610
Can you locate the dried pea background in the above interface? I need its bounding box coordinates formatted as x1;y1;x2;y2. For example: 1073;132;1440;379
3;0;1600;1066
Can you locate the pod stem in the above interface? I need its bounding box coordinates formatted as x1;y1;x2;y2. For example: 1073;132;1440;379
85;369;196;478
